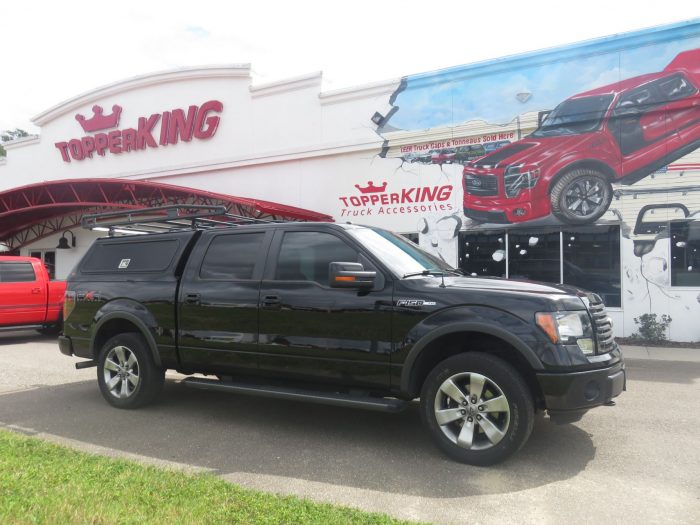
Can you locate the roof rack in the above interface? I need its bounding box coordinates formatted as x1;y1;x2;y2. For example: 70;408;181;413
81;205;279;236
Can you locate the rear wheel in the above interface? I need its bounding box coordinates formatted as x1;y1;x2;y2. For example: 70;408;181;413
97;333;164;409
550;169;612;224
420;352;534;466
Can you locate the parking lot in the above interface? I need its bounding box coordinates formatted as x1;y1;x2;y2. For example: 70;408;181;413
1;330;699;524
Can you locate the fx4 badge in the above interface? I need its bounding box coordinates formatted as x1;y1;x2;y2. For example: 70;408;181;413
396;299;437;307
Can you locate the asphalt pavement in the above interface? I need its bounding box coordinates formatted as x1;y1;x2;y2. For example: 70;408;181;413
1;330;699;524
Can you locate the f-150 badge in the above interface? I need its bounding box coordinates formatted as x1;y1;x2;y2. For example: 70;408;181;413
396;299;437;307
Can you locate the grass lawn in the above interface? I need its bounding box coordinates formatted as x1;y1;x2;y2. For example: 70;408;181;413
0;429;420;525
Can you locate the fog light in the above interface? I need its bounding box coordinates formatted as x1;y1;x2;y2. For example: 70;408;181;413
584;380;600;401
513;208;526;216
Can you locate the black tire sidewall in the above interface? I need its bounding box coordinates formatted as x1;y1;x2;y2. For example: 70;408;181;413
420;352;534;466
550;169;612;225
96;332;163;409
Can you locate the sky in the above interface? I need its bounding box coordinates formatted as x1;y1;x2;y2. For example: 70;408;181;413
0;0;698;132
389;34;700;130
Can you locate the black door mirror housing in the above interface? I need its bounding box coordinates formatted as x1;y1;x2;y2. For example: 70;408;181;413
329;262;376;289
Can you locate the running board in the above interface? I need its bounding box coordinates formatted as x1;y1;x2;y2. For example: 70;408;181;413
183;377;409;413
0;325;44;332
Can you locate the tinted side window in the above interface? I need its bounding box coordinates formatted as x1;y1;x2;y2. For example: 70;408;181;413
82;239;179;273
0;262;36;282
276;232;358;285
200;233;265;280
657;74;696;102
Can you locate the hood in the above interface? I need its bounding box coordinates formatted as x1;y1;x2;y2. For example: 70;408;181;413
402;275;589;312
471;134;598;169
442;275;579;295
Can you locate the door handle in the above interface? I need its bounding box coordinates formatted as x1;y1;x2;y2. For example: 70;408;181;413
31;287;41;294
262;295;281;308
184;293;201;305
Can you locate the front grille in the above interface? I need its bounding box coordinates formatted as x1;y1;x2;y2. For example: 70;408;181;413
587;294;615;353
464;174;498;196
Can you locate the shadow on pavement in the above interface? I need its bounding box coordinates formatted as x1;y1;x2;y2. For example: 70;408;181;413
0;378;595;498
625;358;700;384
0;331;58;346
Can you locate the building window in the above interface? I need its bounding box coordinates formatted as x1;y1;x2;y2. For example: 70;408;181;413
671;220;700;287
563;226;621;307
457;225;621;307
30;250;56;280
459;230;506;277
508;230;560;284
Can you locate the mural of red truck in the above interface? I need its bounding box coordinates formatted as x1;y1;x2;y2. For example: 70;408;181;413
462;49;700;225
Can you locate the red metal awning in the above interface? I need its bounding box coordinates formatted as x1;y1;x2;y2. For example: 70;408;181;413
0;178;332;250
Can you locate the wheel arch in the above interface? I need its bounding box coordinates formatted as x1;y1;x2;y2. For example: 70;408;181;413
90;312;161;367
548;159;616;193
400;323;543;403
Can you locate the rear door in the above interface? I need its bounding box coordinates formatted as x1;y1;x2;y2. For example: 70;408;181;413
257;227;394;389
0;260;46;326
177;229;272;373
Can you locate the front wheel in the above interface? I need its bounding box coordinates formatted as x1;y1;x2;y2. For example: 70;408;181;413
550;169;612;224
97;333;164;409
420;352;534;466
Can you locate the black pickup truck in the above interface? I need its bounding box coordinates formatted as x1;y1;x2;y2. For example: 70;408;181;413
59;208;625;465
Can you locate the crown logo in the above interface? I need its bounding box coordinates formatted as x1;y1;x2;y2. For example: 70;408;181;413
75;104;123;133
355;181;387;194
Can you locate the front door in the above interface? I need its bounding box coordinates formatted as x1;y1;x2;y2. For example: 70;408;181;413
257;229;394;389
0;261;46;326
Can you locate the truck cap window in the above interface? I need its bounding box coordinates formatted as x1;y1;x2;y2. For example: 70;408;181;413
82;239;179;273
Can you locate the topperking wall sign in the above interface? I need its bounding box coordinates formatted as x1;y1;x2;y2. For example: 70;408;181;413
54;100;224;163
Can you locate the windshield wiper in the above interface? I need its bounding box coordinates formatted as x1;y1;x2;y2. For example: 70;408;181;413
402;268;460;286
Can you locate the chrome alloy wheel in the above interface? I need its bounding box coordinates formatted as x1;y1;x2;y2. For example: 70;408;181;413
103;345;140;399
433;372;511;450
564;177;605;218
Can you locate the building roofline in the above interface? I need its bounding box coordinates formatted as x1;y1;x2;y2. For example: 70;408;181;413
31;64;252;126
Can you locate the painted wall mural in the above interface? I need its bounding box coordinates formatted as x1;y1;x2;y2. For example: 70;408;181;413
367;21;700;340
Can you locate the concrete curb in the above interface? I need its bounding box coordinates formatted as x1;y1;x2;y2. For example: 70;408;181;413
619;344;700;363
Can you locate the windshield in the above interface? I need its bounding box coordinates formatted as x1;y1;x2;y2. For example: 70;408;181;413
346;227;455;277
531;95;613;137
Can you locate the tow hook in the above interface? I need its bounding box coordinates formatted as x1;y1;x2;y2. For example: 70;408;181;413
75;360;97;370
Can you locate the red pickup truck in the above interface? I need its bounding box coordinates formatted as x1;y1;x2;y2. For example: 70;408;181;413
0;256;66;334
462;48;700;225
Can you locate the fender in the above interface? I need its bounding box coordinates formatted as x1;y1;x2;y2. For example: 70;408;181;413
90;310;162;367
546;156;618;192
399;321;542;395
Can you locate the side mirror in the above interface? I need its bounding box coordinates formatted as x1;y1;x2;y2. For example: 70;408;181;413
329;262;376;289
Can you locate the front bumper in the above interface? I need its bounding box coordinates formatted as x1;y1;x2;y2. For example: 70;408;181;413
537;360;626;423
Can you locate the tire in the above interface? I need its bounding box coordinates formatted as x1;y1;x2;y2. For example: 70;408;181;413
420;352;534;466
96;332;164;409
550;168;612;224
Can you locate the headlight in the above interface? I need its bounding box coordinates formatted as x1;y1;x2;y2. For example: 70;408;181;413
504;165;540;198
536;311;595;354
